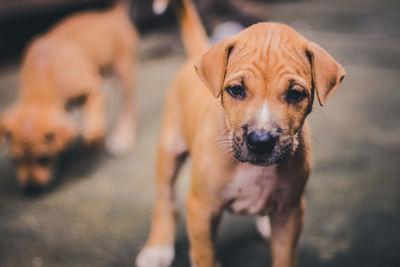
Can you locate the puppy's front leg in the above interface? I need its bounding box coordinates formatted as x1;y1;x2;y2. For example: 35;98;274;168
136;122;188;267
82;91;106;146
270;198;305;267
187;190;222;267
106;53;138;155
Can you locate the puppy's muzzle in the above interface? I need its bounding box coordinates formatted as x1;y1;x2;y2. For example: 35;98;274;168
246;130;276;156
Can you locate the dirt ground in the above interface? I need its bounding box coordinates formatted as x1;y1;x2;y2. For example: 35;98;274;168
0;0;400;266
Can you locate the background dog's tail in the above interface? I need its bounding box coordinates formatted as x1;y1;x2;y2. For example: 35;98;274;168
153;0;209;58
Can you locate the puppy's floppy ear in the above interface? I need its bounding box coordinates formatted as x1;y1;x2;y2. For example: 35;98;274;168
194;37;236;98
306;42;346;106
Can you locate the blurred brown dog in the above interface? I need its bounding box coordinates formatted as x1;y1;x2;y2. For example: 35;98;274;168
137;0;345;266
1;3;138;188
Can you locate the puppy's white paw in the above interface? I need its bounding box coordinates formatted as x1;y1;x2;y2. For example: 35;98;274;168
136;246;174;267
106;124;136;156
256;216;271;240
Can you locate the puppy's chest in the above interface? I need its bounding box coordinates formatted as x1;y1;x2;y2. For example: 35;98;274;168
221;166;289;216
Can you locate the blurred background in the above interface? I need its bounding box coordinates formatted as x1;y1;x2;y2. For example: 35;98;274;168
0;0;399;266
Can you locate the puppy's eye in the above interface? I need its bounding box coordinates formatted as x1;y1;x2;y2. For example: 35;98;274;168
44;132;55;142
4;130;12;139
286;89;306;104
226;85;246;100
37;156;53;166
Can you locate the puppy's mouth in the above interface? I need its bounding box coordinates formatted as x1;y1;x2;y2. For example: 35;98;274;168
231;130;298;166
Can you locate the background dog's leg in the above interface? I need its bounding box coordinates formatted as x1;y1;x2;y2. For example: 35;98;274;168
82;89;106;146
187;191;222;267
256;215;271;240
106;52;138;156
136;113;188;267
269;198;305;267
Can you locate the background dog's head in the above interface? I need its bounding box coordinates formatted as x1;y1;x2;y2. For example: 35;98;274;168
1;104;77;187
195;22;345;165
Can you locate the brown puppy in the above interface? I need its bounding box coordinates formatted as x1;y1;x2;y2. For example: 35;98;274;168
137;0;345;266
1;3;138;188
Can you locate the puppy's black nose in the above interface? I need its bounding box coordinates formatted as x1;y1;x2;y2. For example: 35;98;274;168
246;131;275;155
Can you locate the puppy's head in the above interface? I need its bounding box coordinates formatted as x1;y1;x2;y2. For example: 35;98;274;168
1;104;77;187
195;23;345;165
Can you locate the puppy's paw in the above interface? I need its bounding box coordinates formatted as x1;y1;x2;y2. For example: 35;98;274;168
256;216;271;240
106;123;136;156
136;246;174;267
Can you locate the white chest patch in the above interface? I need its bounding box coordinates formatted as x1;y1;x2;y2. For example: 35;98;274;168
221;165;282;215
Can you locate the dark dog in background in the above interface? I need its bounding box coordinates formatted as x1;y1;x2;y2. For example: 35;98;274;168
1;2;139;188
